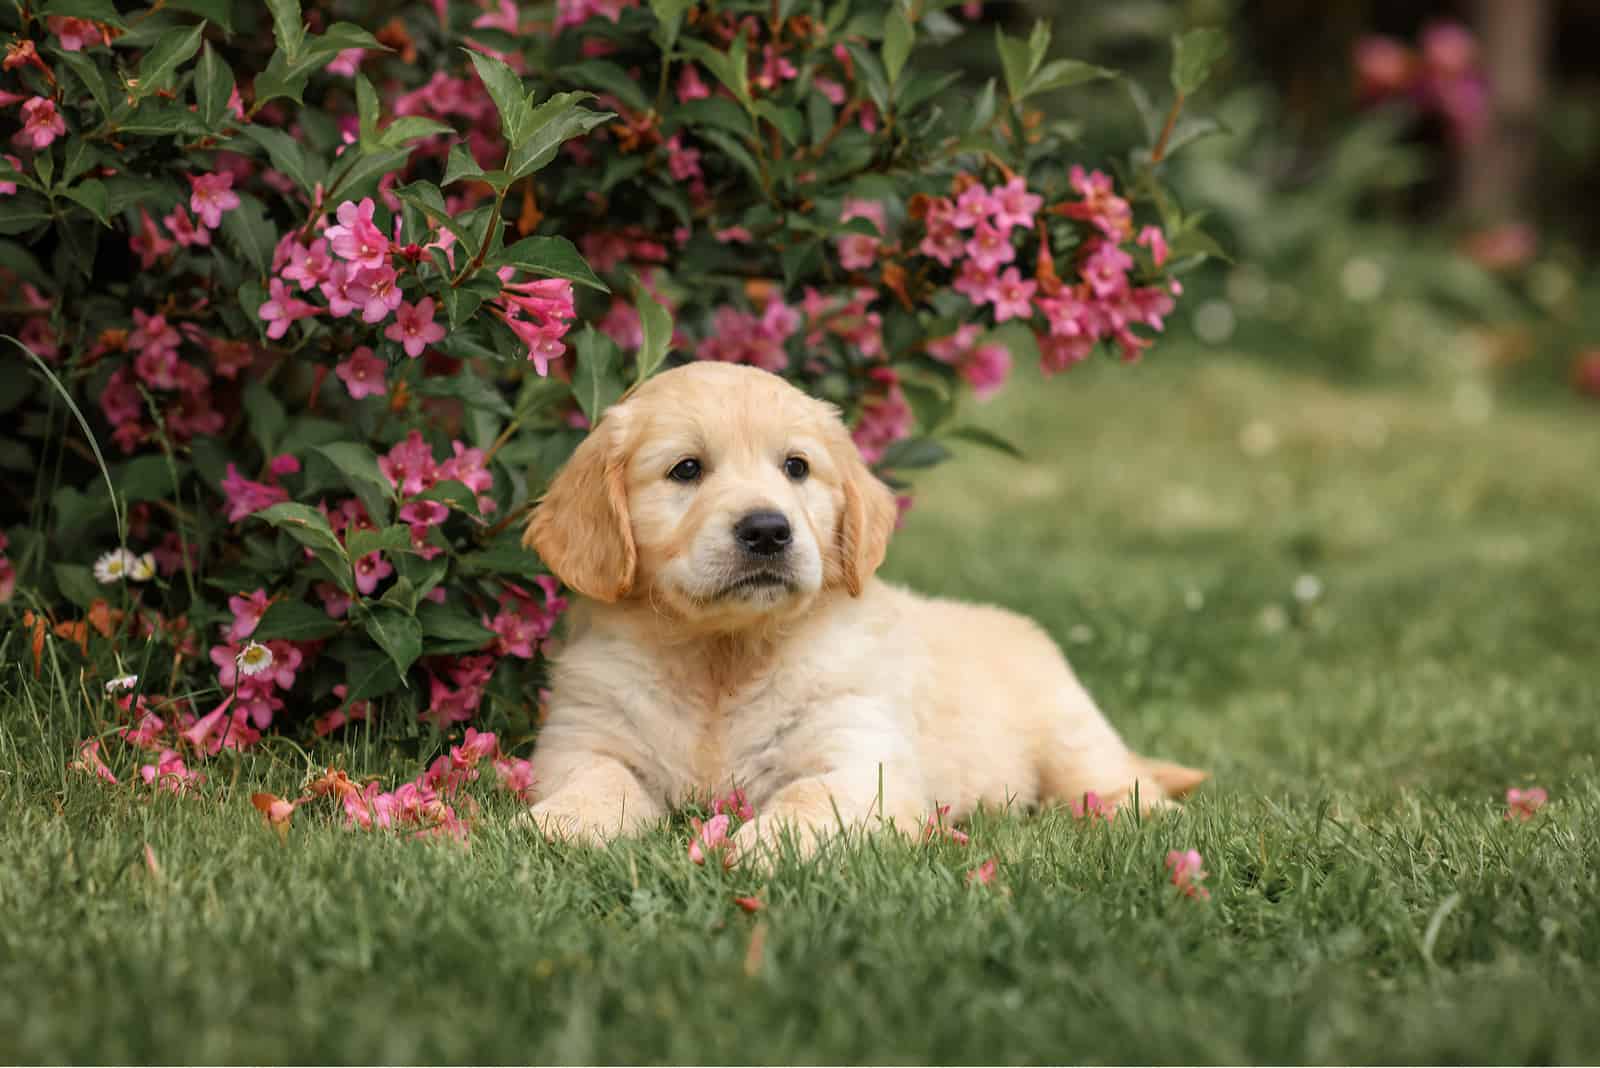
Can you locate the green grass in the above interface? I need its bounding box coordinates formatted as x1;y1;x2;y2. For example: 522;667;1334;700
4;350;1600;1064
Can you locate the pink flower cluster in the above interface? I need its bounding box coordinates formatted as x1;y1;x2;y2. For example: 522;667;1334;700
204;589;306;737
926;325;1011;401
0;530;14;605
485;576;567;659
1068;790;1117;823
219;457;295;522
1505;786;1547;822
379;429;498;518
1166;849;1210;900
851;367;912;465
1355;21;1488;147
99;310;242;453
492;274;578;375
696;299;799;372
923;803;971;845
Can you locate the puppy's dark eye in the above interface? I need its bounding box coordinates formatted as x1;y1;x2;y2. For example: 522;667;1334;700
668;458;703;483
784;456;809;481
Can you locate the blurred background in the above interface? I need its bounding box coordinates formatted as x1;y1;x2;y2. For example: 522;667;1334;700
886;0;1600;793
964;0;1600;400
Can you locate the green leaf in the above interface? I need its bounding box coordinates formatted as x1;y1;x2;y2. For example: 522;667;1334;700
649;0;691;53
311;442;394;525
251;50;310;109
460;543;548;580
899;379;952;433
883;6;913;87
506;93;614;181
943;424;1024;459
195;43;236;131
53;49;112;117
442;143;486;187
633;283;673;383
168;0;235;32
355;73;380;148
410;374;514;418
681;37;751;110
417;601;495;654
346;524;413;559
1028;58;1115;95
379;116;454;148
414;479;484;521
61;180;110;227
994;26;1033;103
487;235;609;292
754;101;804;146
220;193;278;277
237;125;319;194
466;49;535;146
266;0;306;59
54;563;103;610
1171;27;1228;96
133;21;205;100
254;599;343;641
571;326;624;424
41;0;126;27
242;379;287;454
558;60;650;113
876;437;950;470
441;286;485;330
325;145;411;202
341;648;403;702
256;502;351;592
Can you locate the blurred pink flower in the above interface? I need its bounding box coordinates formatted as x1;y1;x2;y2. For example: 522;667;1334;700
188;172;240;229
966;858;998;886
689;813;731;866
1505;787;1547;822
16;97;66;149
385;298;446;357
336;346;388;399
1166;849;1211;900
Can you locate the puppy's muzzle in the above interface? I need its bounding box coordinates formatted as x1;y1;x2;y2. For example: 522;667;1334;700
733;509;792;558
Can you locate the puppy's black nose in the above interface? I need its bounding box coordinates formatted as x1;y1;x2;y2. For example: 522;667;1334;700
734;510;792;556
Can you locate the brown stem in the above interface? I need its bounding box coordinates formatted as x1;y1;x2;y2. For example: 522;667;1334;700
1149;91;1185;165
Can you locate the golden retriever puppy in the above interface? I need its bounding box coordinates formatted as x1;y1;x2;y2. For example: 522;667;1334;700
519;362;1205;861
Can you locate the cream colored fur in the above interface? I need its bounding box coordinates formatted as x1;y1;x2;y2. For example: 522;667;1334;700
519;362;1205;861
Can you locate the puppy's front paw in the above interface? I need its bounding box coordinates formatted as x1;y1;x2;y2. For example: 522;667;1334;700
512;801;613;846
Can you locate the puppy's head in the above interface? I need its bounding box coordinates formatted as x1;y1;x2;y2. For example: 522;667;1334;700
525;363;897;626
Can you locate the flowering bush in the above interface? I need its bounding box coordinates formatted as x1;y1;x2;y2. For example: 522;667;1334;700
0;0;1223;795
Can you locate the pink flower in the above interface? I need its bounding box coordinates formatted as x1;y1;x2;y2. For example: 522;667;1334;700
1505;787;1548;822
259;278;316;340
379;430;440;496
220;464;288;522
987;267;1036;322
1063;166;1133;241
1166;849;1211;900
1137;226;1169;268
16;97;66;149
188;172;240;229
953;259;998;305
851;372;912;465
963;342;1012;400
140;748;204;795
352;265;402;324
353;551;393;595
923;803;970;845
989;176;1042;235
226;589;272;642
965;220;1015;273
120;710;167;751
695;303;797;372
1354;35;1415;99
713;788;755;822
0;153;21;196
677;65;711;102
493;756;536;800
950;183;996;229
163;205;211;248
665;133;702;182
69;738;118;784
336;346;388;399
689;813;731;866
1068;790;1116;823
966;858;998;886
325;197;389;269
282;239;334;289
48;16;108;51
385;298;446;357
130;208;174;269
918;198;965;266
325;48;366;77
836;198;886;271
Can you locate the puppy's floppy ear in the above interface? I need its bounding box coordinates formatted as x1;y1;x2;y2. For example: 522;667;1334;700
830;431;898;597
524;414;636;603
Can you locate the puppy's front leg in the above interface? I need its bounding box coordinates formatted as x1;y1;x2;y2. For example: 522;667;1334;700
731;765;923;865
515;758;661;846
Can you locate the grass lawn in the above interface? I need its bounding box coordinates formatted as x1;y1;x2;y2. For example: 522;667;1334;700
4;349;1599;1064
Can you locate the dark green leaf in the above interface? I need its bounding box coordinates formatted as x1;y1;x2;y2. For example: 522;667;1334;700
54;563;103;610
346;524;413;559
355;73;380;148
876;436;950;470
417;601;495;654
237;125;319;194
341;648;403;702
41;0;126;27
220;193;277;277
633;283;673;383
1171;27;1228;96
62;180;110;227
883;6;913;86
410;374;514;418
487;235;608;292
266;0;306;58
466;49;534;146
571;326;624;424
943;424;1024;459
649;0;691;52
254;599;343;640
442;143;486;187
558;60;650;112
1028;58;1115;95
311;442;394;524
52;49;112;117
506;93;614;180
363;605;423;679
195;43;236;131
168;0;235;32
255;502;351;591
415;479;484;521
133;21;205;100
379;116;454;148
242;383;287;455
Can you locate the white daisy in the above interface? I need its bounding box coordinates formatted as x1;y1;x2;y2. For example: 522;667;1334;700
93;549;135;584
236;641;274;677
127;552;157;582
105;674;139;693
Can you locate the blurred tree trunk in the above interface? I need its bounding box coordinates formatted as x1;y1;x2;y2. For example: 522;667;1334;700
1459;0;1551;223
